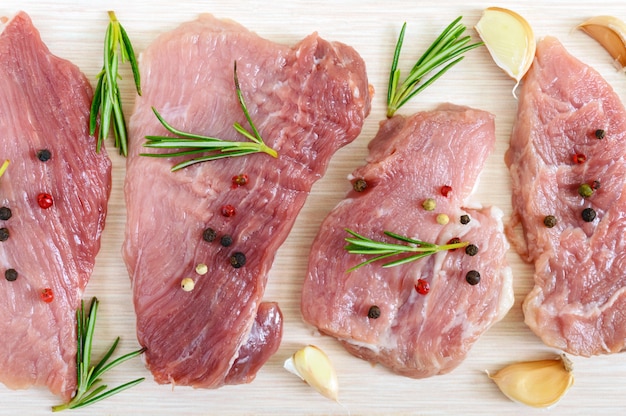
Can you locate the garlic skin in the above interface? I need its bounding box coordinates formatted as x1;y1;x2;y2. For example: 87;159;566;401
475;7;536;84
488;355;574;408
578;16;626;69
284;345;339;401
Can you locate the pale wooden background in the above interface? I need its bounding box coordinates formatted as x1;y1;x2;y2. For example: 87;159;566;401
2;1;626;414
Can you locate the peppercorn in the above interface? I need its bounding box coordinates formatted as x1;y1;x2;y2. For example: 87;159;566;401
447;237;461;247
578;183;593;198
230;252;247;268
572;153;587;164
367;305;381;319
221;204;236;217
353;178;367;192
582;208;596;222
466;270;481;285
181;278;195;292
440;185;452;197
195;263;208;275
436;213;449;225
40;288;54;303
220;235;233;247
4;269;17;282
37;149;51;162
422;198;436;211
595;129;606;139
232;174;249;187
0;228;9;242
0;207;11;221
543;215;557;228
465;244;478;256
590;180;601;190
415;279;430;295
203;227;217;242
37;193;53;209
460;214;471;225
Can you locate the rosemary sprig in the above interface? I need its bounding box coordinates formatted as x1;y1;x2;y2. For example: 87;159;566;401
344;228;469;272
90;11;141;156
52;297;146;412
386;16;483;117
141;61;278;171
0;159;9;178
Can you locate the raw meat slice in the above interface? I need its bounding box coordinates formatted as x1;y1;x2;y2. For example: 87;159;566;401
302;104;513;378
123;14;371;387
507;36;626;356
0;12;112;400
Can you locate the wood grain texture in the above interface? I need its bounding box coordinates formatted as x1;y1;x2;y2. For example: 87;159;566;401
2;1;626;414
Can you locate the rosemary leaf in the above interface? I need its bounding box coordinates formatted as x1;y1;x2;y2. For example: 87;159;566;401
345;228;469;271
386;16;483;117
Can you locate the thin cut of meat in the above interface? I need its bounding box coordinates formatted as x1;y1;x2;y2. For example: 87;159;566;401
507;36;626;356
0;12;112;400
123;14;371;387
302;104;513;378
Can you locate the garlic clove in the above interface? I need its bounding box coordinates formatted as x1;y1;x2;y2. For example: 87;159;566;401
475;7;536;83
284;345;338;401
578;15;626;68
488;354;574;408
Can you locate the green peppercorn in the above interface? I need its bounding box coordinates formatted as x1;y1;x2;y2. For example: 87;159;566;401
367;305;381;319
595;129;606;139
465;244;478;256
466;270;481;285
422;198;436;211
582;208;596;222
202;227;217;242
353;178;367;192
4;269;17;282
0;228;9;242
578;183;593;198
543;215;557;228
0;207;11;221
230;252;246;268
460;214;470;225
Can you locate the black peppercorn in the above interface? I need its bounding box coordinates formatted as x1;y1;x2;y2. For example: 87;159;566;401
37;149;52;162
465;270;481;285
230;252;246;268
460;214;470;225
543;215;557;228
595;129;606;140
0;207;11;221
4;269;17;282
202;227;217;242
367;305;381;319
353;178;367;192
220;235;233;247
465;244;478;256
582;208;596;222
0;228;9;242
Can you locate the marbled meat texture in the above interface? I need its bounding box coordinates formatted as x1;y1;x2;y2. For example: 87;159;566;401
507;36;626;356
0;12;112;400
123;14;371;387
302;104;513;378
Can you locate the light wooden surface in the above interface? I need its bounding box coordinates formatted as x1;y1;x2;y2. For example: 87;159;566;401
2;1;626;414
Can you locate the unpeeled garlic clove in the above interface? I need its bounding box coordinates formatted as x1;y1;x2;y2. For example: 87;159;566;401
579;16;626;68
284;345;338;401
475;7;536;84
487;354;574;408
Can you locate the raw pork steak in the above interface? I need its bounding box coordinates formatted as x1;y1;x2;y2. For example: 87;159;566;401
302;104;513;378
507;37;626;356
0;12;111;399
123;14;371;387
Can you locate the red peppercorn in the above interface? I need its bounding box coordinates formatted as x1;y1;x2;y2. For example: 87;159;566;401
231;174;249;188
415;279;430;295
40;288;54;303
37;193;53;209
221;204;236;217
573;153;587;164
440;185;452;197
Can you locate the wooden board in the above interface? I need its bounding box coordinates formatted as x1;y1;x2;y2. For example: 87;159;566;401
2;1;626;414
